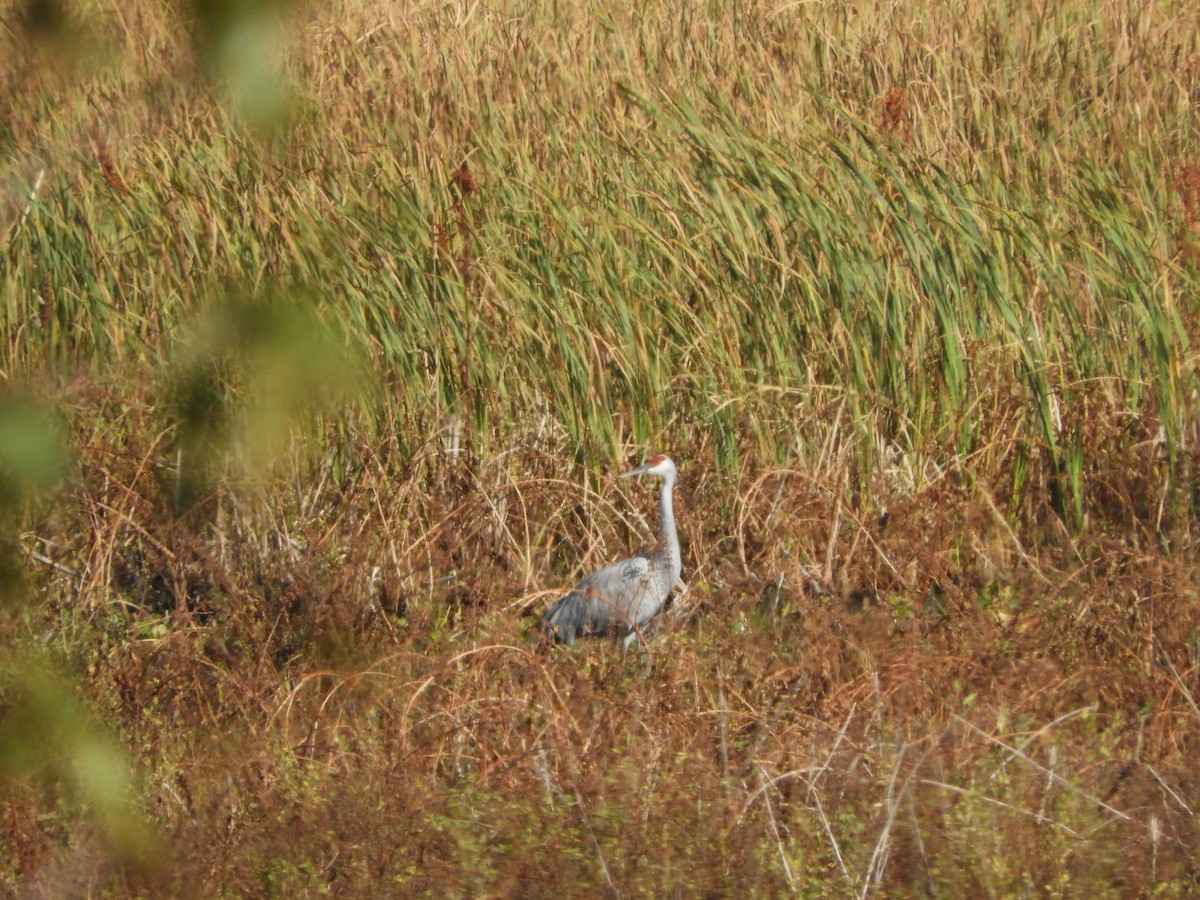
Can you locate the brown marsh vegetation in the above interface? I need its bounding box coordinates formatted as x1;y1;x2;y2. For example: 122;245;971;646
3;0;1200;894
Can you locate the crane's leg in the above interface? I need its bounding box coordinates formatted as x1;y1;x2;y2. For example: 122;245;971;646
622;629;640;652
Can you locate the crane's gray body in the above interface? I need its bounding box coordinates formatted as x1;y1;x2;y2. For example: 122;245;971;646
543;456;681;650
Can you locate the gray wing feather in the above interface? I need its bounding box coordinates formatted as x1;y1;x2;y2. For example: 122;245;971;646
543;556;655;645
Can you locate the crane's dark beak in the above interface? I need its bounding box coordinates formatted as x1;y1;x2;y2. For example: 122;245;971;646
620;462;651;480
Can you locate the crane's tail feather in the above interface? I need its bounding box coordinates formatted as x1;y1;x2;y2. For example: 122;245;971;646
543;589;629;646
542;590;588;646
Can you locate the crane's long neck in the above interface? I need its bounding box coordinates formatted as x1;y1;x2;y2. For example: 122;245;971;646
658;472;681;580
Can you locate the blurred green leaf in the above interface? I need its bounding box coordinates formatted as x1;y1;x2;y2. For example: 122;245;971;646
0;394;66;515
0;662;158;868
167;293;361;513
190;0;295;132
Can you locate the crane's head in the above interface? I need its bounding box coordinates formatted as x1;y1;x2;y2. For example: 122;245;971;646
620;454;676;481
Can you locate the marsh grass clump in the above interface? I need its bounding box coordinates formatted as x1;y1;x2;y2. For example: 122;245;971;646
2;0;1200;894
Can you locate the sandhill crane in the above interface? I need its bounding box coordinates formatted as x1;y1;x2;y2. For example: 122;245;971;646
543;454;681;650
